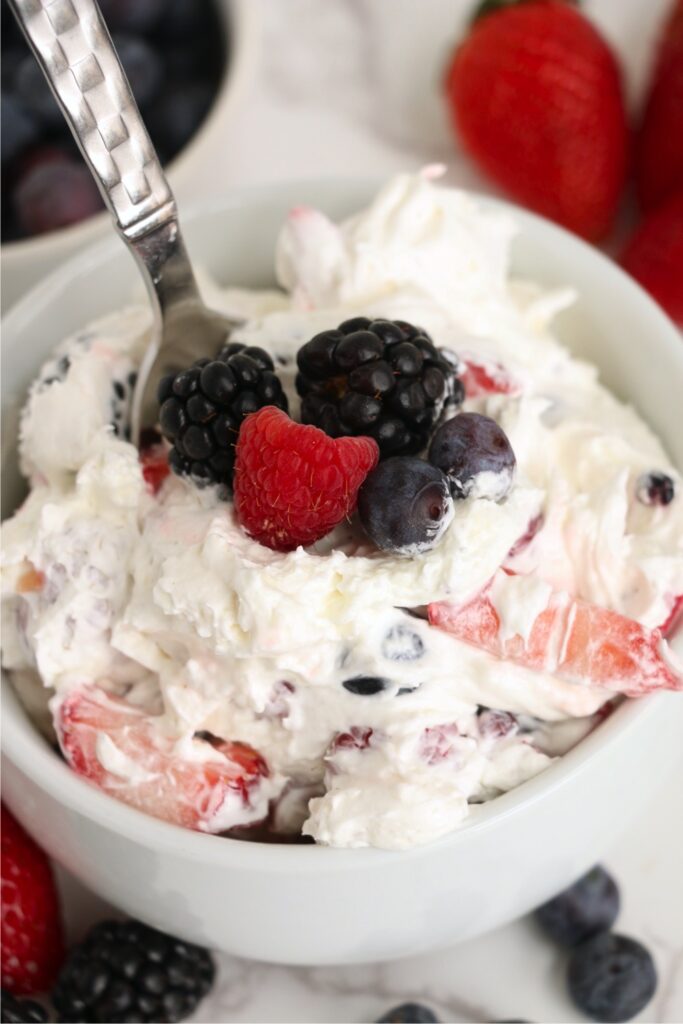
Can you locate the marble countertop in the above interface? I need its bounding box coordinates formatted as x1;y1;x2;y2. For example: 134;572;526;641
31;0;683;1020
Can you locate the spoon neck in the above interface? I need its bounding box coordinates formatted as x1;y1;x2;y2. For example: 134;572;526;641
126;217;203;319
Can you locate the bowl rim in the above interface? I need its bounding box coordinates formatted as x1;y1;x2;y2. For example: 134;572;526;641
2;178;682;867
0;0;260;259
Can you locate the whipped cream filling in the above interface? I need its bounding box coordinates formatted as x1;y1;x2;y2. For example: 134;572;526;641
2;170;682;849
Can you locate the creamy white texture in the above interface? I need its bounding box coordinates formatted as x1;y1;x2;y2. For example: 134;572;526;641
2;171;682;849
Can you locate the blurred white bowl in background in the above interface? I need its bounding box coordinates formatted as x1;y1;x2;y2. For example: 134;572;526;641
0;0;259;312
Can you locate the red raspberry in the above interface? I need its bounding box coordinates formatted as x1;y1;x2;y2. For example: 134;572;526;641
234;406;379;551
1;805;65;994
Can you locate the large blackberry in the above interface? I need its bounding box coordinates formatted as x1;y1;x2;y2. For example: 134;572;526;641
158;342;288;488
296;318;463;457
0;992;48;1024
52;919;214;1023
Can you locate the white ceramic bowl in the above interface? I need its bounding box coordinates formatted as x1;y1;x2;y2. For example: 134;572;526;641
0;0;259;312
2;180;683;965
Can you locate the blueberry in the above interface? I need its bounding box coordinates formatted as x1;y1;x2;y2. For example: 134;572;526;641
1;94;38;166
428;412;516;500
376;1003;440;1023
636;471;675;507
112;34;162;110
382;625;425;662
13;55;62;127
535;866;620;947
0;991;49;1023
98;0;163;32
342;676;388;696
146;83;213;159
568;932;657;1022
358;457;453;554
13;159;103;236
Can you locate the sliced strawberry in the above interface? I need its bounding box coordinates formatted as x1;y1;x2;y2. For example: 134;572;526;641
660;594;683;638
328;726;375;754
460;357;521;399
139;443;170;495
428;571;683;697
418;724;460;765
56;688;271;832
506;513;544;560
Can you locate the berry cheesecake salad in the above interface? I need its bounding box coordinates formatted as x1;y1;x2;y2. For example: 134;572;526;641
2;170;682;850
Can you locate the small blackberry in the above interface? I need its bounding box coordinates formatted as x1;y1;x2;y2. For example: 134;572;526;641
158;342;288;488
0;992;48;1024
296;318;462;457
52;919;214;1023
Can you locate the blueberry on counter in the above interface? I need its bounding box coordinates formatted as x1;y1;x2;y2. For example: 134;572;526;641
376;1003;440;1023
358;457;454;555
534;865;620;947
428;412;516;501
568;932;657;1022
636;471;675;507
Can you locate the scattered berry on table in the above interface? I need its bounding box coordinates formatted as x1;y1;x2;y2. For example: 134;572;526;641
534;866;620;947
1;805;64;995
12;159;103;237
158;343;289;491
444;0;628;240
428;412;515;501
234;406;378;551
376;1003;440;1023
358;457;453;554
620;189;683;326
568;932;657;1023
296;317;461;457
0;991;48;1024
636;471;676;507
635;0;683;211
52;918;214;1024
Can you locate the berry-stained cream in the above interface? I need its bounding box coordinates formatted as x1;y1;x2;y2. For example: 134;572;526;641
2;171;682;849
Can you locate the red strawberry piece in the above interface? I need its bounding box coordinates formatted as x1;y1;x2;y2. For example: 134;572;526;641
478;708;519;739
444;0;629;240
428;570;683;697
1;804;65;995
506;513;544;560
620;189;683;325
660;594;683;637
636;0;683;211
234;406;379;552
328;726;376;754
139;440;170;495
460;357;521;399
418;724;460;765
56;687;271;832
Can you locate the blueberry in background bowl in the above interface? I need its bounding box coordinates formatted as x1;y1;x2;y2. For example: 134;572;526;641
0;0;227;241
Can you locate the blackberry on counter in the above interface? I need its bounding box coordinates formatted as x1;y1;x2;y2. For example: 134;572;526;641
296;318;462;457
0;992;48;1024
158;342;288;489
52;919;214;1023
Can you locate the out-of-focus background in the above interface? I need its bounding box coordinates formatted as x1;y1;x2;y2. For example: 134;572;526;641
2;1;682;1021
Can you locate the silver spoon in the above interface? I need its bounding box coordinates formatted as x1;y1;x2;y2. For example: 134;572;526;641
9;0;239;443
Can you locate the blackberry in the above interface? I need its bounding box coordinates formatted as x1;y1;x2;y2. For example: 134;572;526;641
52;919;214;1023
0;992;48;1024
296;318;462;457
158;342;288;489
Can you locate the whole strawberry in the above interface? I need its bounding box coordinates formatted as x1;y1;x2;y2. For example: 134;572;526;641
234;406;379;551
636;0;683;211
444;0;629;240
1;805;64;995
620;189;683;326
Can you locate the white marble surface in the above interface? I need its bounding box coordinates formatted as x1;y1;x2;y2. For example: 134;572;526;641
35;0;683;1020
